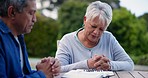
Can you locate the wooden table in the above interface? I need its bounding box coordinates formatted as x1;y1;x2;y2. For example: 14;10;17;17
55;71;148;78
110;71;148;78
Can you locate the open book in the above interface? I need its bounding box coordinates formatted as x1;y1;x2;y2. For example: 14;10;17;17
62;69;114;78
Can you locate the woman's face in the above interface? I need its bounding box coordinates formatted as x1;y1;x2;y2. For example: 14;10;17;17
83;16;107;44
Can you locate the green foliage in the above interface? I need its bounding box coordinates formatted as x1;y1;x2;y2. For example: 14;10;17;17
58;0;88;38
139;13;148;23
108;7;148;55
25;12;59;58
131;54;148;65
139;13;148;31
137;54;148;65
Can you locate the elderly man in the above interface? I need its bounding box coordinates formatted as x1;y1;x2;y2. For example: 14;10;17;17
0;0;60;78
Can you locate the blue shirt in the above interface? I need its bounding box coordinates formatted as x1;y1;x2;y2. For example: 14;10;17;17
0;19;46;78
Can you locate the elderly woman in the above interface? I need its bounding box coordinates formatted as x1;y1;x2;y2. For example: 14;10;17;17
55;1;134;72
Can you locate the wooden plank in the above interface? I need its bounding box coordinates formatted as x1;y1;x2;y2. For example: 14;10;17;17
129;71;144;78
54;71;148;78
116;71;133;78
138;71;148;78
110;72;119;78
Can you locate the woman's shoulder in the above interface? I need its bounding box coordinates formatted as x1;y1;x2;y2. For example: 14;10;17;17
102;31;116;40
103;31;113;36
62;31;76;38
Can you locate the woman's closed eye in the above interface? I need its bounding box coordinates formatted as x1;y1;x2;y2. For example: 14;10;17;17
91;25;97;28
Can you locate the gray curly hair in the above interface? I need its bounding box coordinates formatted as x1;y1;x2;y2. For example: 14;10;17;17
0;0;27;17
85;1;112;28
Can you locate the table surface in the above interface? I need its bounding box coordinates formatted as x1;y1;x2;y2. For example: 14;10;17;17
55;71;148;78
110;71;148;78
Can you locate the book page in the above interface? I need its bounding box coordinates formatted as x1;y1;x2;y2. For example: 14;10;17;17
62;69;114;78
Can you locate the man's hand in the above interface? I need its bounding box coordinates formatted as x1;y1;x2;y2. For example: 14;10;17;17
36;57;61;78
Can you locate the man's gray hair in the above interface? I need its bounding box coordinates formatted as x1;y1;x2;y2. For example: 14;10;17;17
0;0;27;17
85;1;112;28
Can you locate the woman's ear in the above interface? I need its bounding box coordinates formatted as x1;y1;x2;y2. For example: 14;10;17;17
83;16;87;26
84;16;86;22
83;16;87;28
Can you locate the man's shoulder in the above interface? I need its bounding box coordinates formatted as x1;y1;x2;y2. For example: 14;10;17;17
0;20;10;34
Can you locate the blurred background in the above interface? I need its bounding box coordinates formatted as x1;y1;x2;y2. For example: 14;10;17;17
26;0;148;67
